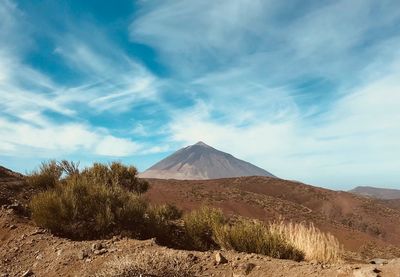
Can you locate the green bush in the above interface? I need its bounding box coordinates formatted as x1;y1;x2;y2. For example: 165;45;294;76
183;207;226;250
214;219;304;261
30;161;149;239
26;160;63;189
30;174;148;239
141;204;182;247
81;162;149;194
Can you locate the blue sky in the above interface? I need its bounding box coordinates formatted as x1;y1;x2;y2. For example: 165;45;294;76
1;0;400;190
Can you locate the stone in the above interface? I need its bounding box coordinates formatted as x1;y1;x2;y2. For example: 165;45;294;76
369;258;388;265
21;269;33;277
78;249;89;260
240;263;256;275
91;242;103;251
372;268;381;273
215;252;228;265
93;249;107;255
9;224;16;230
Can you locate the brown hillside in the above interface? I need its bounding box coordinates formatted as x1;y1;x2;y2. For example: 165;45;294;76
145;176;400;259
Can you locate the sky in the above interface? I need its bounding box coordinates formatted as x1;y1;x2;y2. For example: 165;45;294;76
0;0;400;190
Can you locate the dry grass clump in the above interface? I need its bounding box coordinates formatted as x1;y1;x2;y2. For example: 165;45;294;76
269;221;342;263
214;219;304;261
96;251;195;277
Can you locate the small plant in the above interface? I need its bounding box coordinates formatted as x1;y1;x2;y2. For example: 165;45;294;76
269;221;342;263
183;206;226;250
214;219;304;261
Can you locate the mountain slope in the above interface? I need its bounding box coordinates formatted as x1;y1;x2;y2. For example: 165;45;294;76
145;176;400;258
140;141;274;180
350;186;400;200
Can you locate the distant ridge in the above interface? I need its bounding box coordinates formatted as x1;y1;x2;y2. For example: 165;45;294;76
139;141;274;180
349;186;400;200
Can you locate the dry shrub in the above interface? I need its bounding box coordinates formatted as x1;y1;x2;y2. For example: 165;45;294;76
96;251;195;277
30;175;148;238
26;160;63;189
269;221;342;263
183;207;226;250
81;162;149;194
30;161;149;239
214;219;304;261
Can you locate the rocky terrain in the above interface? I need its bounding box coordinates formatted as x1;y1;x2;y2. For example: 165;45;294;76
1;207;400;277
139;142;274;180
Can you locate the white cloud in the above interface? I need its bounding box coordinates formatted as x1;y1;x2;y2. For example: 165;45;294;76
169;65;400;188
0;117;141;157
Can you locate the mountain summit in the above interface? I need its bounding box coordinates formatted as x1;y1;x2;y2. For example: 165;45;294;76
139;141;274;180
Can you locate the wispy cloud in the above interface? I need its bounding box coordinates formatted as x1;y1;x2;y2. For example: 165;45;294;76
0;0;162;159
1;0;400;188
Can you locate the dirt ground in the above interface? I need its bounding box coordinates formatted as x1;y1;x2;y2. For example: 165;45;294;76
1;208;400;277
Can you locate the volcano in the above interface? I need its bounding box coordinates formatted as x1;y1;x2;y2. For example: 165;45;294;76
139;141;274;180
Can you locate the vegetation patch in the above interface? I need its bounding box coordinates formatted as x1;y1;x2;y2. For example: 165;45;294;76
29;161;342;263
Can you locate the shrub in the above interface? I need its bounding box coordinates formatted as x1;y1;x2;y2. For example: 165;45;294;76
214;219;304;261
30;162;149;239
149;203;183;222
269;221;342;263
26;160;63;189
144;204;183;247
183;206;226;250
81;162;149;194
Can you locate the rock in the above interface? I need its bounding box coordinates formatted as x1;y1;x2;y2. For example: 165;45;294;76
91;242;103;251
215;252;228;265
369;258;388;265
187;253;198;262
372;268;381;273
78;249;89;260
240;263;256;275
21;269;33;277
9;224;16;230
57;249;63;256
35;254;43;260
93;249;107;255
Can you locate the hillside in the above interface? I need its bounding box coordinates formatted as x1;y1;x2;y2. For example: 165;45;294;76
350;186;400;200
140;142;274;179
145;176;400;259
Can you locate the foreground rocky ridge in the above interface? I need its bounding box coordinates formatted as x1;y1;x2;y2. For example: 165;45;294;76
1;208;400;277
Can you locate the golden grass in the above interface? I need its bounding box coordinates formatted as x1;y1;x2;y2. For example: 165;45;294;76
213;219;304;261
269;221;342;263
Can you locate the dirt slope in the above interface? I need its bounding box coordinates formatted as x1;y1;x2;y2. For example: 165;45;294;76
145;176;400;259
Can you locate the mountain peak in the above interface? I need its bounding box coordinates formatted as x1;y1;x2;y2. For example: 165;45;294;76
193;141;210;147
140;142;274;180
